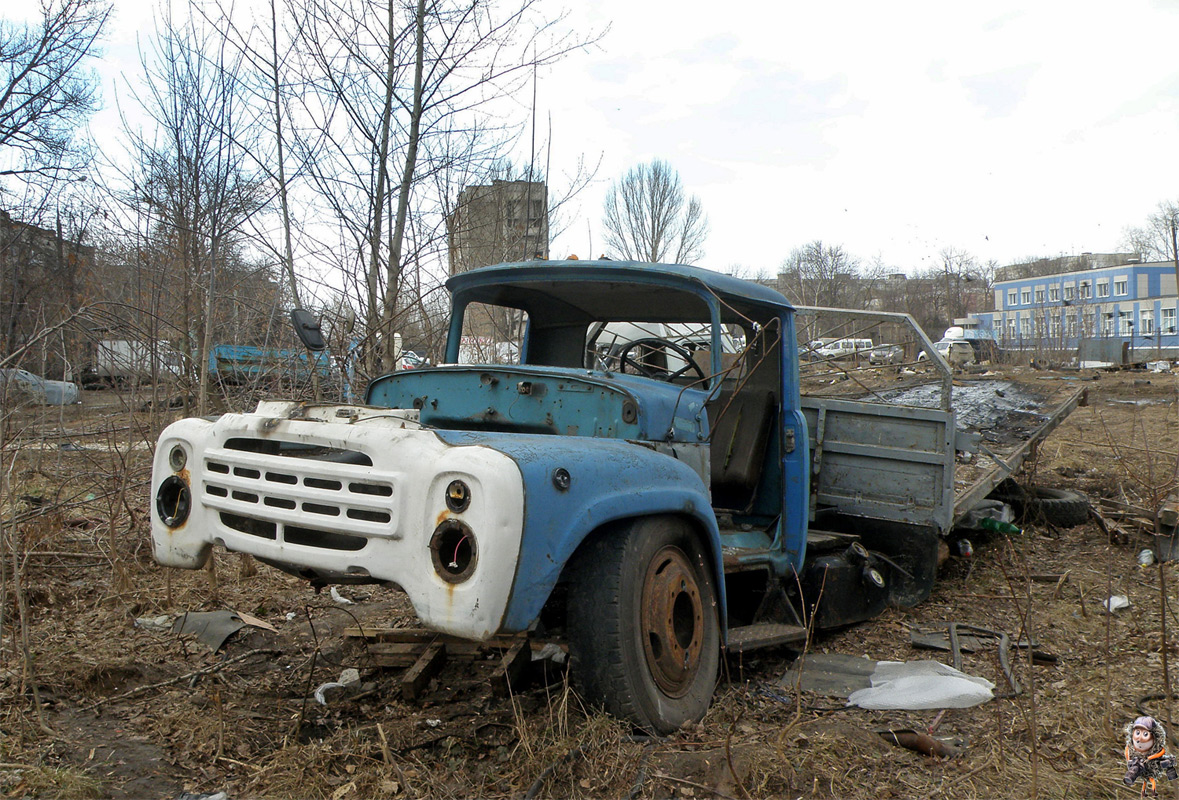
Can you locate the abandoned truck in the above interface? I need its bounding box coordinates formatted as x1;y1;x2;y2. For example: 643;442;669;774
150;260;1082;733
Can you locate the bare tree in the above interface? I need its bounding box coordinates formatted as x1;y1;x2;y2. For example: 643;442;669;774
601;159;707;264
192;0;305;310
778;241;865;308
0;0;109;190
1123;201;1179;300
126;8;265;414
285;0;589;377
937;245;979;323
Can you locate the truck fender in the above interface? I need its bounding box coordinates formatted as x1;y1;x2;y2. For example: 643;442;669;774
436;433;727;635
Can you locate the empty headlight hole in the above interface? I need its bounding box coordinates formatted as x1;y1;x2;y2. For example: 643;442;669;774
157;476;192;528
445;479;471;512
430;519;477;583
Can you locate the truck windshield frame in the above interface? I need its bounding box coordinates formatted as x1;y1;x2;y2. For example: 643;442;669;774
444;260;793;392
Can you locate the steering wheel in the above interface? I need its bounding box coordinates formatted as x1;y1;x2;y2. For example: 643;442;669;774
617;337;708;382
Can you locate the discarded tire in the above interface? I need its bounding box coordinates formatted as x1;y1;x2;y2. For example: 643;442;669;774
1003;486;1090;528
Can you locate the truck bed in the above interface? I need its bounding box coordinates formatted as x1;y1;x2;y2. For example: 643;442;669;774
801;376;1084;535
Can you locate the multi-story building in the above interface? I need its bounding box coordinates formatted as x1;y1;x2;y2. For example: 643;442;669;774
447;180;548;276
445;180;548;357
969;254;1179;359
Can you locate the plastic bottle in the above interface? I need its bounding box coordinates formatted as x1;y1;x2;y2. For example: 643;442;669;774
979;517;1022;535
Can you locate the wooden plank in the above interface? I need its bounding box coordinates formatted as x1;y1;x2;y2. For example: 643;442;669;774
490;639;531;697
343;627;438;642
369;640;484;659
343;626;521;649
400;642;447;701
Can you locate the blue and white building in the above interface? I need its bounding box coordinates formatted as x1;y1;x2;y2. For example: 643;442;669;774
969;258;1179;359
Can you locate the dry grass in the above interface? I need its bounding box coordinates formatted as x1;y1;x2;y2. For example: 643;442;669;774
0;370;1177;797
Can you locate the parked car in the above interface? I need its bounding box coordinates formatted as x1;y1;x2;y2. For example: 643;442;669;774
0;368;80;405
868;344;904;365
918;340;976;367
399;351;427;370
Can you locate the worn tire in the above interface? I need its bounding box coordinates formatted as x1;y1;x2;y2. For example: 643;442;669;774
998;485;1090;528
566;516;720;734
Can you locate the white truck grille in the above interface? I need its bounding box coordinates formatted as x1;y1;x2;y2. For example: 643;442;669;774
200;445;399;550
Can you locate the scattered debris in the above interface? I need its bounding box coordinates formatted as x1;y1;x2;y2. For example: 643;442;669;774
956;499;1017;532
911;621;1053;688
171;610;278;651
846;660;994;710
1139;549;1156;567
330;586;355;605
134;615;173;633
781;653;877;697
314;668;362;705
878;728;959;758
1105;595;1131;613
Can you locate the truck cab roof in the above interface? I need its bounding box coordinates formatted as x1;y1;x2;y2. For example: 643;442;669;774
446;259;795;327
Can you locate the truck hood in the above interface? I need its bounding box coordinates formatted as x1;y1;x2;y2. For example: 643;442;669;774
365;365;710;443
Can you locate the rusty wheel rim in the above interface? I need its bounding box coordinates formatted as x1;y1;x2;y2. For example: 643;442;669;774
641;545;705;698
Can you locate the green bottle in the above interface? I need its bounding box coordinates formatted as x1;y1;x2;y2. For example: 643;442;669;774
979;517;1022;534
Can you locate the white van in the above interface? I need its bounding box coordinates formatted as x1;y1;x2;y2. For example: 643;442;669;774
816;338;874;360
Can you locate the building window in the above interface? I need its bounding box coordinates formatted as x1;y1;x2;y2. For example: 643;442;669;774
1079;282;1091;299
1141;310;1155;335
1049;286;1060;302
1066;314;1077;337
1020;317;1031;336
1114;277;1128;296
1035;287;1045;303
1163;307;1177;334
1097;280;1110;298
1119;313;1132;336
1007;289;1018;306
1006;318;1016;340
1050;315;1062;338
1102;312;1114;335
1021;288;1031;304
1064;285;1075;301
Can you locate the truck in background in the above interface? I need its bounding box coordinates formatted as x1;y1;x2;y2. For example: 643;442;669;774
149;260;1081;733
83;339;182;387
206;344;335;387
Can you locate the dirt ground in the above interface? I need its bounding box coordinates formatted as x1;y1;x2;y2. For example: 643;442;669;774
1;366;1178;799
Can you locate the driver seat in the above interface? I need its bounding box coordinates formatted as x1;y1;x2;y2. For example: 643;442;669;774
707;389;776;509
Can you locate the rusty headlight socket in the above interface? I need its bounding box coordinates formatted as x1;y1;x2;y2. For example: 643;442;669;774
156;475;192;528
168;445;187;472
430;519;477;583
445;479;471;513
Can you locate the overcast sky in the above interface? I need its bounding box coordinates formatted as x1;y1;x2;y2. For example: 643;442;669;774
537;1;1179;274
82;0;1179;277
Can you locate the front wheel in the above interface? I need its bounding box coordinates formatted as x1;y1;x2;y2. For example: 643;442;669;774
566;516;720;734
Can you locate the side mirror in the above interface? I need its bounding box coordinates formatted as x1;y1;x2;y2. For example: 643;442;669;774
290;308;326;351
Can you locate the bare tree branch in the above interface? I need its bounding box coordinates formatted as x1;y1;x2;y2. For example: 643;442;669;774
601;159;708;263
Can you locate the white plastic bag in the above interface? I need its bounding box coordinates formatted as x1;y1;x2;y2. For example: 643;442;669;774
847;660;995;710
